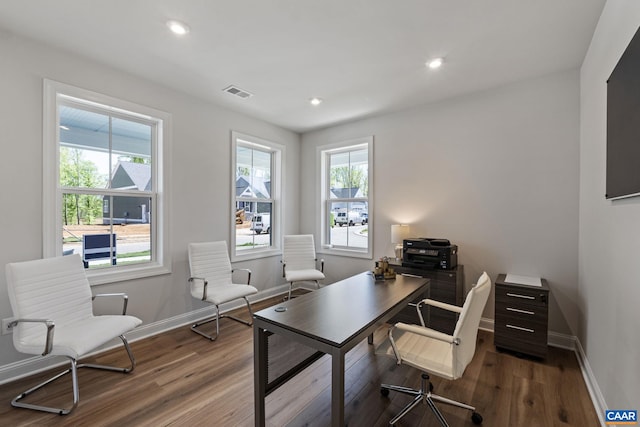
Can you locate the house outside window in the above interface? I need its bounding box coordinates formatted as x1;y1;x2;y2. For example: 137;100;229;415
43;80;171;284
231;131;283;260
318;136;373;258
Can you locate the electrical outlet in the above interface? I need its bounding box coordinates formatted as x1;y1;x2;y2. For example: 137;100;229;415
2;318;16;335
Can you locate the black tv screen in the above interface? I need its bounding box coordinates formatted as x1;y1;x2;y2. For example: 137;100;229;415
606;26;640;200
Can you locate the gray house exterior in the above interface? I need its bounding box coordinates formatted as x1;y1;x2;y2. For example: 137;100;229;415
103;161;151;224
236;176;272;217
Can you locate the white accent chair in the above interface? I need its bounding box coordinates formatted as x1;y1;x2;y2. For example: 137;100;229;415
5;254;142;415
282;234;325;301
187;241;258;341
376;272;492;426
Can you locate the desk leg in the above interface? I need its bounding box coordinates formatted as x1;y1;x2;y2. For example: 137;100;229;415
254;325;267;427
331;348;345;427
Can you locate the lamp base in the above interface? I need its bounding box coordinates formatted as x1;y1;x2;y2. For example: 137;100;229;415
394;244;403;262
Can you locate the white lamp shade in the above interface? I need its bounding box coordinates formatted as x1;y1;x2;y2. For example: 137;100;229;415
391;224;410;244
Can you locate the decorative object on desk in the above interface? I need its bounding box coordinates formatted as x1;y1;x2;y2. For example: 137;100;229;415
373;256;397;280
391;224;410;260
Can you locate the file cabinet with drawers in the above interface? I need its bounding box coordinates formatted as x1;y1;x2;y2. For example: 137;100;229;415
387;263;463;335
494;274;550;358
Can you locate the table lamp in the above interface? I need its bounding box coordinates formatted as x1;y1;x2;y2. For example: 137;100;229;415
391;224;410;261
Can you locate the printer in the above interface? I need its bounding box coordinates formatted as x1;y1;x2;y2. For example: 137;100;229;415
403;238;458;270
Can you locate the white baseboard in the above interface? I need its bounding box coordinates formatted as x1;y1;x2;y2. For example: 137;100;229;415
547;330;578;351
479;317;495;333
574;337;607;426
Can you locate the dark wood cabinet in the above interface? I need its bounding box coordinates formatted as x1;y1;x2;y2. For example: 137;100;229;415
494;274;549;358
388;263;464;335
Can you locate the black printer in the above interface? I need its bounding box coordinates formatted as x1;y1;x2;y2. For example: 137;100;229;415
403;238;458;270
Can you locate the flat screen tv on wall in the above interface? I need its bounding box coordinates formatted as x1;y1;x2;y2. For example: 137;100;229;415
606;26;640;200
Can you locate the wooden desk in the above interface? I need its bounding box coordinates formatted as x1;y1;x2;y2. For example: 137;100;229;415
253;272;429;427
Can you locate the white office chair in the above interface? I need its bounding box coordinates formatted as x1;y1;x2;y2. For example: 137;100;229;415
188;241;258;341
282;234;325;301
5;254;142;415
376;272;492;426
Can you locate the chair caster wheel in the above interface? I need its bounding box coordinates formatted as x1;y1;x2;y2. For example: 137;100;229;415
380;387;390;397
471;411;483;424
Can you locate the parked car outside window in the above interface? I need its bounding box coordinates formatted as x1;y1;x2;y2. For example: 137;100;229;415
335;211;366;226
250;213;271;234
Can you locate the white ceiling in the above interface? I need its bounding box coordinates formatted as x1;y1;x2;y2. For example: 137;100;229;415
0;0;606;133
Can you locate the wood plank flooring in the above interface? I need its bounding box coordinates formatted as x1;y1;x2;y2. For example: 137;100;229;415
0;294;600;426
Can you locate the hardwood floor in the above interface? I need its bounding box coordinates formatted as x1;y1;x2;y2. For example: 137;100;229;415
0;294;600;426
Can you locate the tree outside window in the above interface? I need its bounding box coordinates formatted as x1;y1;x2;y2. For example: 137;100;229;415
44;79;171;284
58;102;155;269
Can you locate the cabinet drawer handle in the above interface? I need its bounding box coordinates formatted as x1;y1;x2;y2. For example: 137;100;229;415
506;292;536;300
506;324;535;333
506;307;535;315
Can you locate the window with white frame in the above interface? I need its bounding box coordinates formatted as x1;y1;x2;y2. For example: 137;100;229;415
319;137;372;257
231;131;282;260
43;80;171;284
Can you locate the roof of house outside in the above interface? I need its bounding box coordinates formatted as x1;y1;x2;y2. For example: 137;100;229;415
330;187;361;198
112;161;151;191
236;176;271;199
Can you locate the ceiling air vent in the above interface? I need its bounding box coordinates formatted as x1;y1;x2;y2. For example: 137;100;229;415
223;85;253;99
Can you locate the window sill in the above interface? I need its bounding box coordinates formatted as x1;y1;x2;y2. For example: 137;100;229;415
231;248;282;263
318;246;372;260
87;262;171;286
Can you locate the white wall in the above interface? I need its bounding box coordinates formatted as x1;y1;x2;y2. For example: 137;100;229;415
5;7;636;412
579;0;640;410
301;70;581;336
0;32;300;366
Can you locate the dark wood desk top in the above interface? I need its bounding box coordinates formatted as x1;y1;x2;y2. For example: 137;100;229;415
254;272;428;348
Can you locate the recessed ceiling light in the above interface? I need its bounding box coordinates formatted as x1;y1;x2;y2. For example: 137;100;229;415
166;20;190;36
310;97;323;106
427;58;443;69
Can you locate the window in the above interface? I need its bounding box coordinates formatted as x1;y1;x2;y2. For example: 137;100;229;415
319;136;373;258
231;131;283;260
43;80;171;284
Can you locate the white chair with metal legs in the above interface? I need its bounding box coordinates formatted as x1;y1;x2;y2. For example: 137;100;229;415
376;272;492;426
282;234;325;301
187;241;258;341
5;254;142;415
